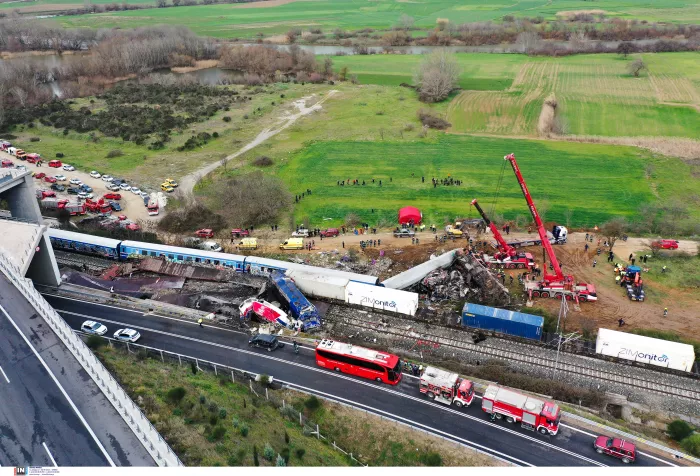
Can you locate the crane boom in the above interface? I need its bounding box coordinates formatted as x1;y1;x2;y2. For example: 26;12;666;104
470;199;515;257
504;153;565;282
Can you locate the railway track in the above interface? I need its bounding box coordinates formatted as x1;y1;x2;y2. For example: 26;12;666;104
327;314;700;402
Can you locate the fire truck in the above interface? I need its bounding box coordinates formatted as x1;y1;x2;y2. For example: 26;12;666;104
504;154;596;303
419;366;474;408
482;384;561;435
470;198;536;270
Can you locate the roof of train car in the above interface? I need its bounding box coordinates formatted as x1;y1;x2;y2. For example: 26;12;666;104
245;255;378;285
47;228;122;249
120;240;246;263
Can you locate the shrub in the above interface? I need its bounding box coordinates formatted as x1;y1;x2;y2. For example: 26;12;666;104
191;362;198;375
209;415;219;425
668;420;694;441
253;156;273;167
55;152;64;158
419;452;443;466
284;430;290;444
240;423;249;437
295;448;305;460
418;109;451;130
86;335;105;349
166;387;187;404
223;116;231;122
199;395;206;405
681;434;700;457
30;137;40;142
135;349;148;361
106;149;123;158
280;447;290;463
227;455;237;466
276;454;286;466
232;417;239;428
253;445;259;466
212;131;219;138
208;402;219;413
210;426;226;441
304;395;322;411
263;443;275;461
219;408;227;419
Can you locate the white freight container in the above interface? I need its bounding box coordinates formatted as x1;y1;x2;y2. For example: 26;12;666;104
345;281;419;316
285;269;348;301
596;328;695;372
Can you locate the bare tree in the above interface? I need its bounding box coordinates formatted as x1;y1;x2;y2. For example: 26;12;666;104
516;31;540;53
156;0;167;6
600;217;627;251
172;0;181;5
617;41;638;57
628;58;647;77
563;208;573;227
11;86;28;107
323;57;333;77
398;13;414;30
414;50;460;103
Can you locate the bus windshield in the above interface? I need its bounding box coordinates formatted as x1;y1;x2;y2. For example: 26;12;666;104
387;359;402;382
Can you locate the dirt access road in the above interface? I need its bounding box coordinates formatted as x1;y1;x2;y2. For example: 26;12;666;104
1;150;153;223
180;90;338;198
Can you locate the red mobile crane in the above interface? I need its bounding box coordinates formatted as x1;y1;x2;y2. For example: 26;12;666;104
470;199;535;270
504;153;597;302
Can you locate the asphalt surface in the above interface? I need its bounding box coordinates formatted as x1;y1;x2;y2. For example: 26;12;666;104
0;282;110;466
45;293;681;467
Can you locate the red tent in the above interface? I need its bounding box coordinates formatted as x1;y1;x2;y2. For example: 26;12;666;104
398;206;422;225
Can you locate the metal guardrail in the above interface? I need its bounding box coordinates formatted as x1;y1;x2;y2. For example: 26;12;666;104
0;251;183;467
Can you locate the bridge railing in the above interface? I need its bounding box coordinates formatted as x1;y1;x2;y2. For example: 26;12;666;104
0;250;183;467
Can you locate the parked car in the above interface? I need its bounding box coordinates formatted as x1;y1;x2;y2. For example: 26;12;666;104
81;320;108;336
79;184;93;193
130;187;141;195
48;160;62;168
104;193;122;200
62;164;75;171
164;178;178;188
34;172;46;179
291;228;310;238
54;174;67;181
50;184;65;192
112;179;123;186
43;176;57;183
651;239;679;250
231;228;250;237
102;175;113;182
107;184;120;191
89;171;101;178
110;202;122;211
195;228;214;238
78;192;93;200
393;228;415;238
119;183;131;191
139;191;149;199
67;187;80;195
113;328;141;342
1;159;14;168
161;183;174;192
320;228;339;237
70;178;82;185
248;333;284;352
593;436;636;464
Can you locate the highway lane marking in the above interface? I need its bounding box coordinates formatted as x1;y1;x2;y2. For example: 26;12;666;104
278;380;530;467
42;442;57;467
0;304;116;467
0;366;9;383
57;308;608;467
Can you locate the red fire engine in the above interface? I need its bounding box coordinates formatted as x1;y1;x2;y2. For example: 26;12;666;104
419;366;474;408
482;384;561;435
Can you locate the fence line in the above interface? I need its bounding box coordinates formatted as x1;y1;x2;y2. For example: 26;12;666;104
0;251;183;467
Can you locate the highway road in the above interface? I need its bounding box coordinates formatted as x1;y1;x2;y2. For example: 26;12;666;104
44;293;681;468
0;294;112;466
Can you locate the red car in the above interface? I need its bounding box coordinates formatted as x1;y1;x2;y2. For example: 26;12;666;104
48;159;62;168
594;436;636;464
43;176;57;183
118;215;127;221
320;228;340;237
196;228;214;238
103;193;122;200
652;239;679;250
34;172;46;179
231;228;250;237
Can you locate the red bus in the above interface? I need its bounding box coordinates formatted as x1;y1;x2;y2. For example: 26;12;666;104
315;339;402;385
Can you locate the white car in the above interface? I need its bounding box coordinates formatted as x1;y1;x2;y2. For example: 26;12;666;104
90;171;101;179
55;174;67;181
62;164;75;171
78;192;93;200
81;320;108;336
139;191;150;199
119;183;131;191
102;175;113;182
113;328;141;342
291;228;310;238
69;178;82;185
130;187;141;195
107;184;120;191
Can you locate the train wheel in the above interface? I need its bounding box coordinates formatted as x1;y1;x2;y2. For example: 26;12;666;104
506;416;515;424
427;392;435;399
541;292;550;298
517;264;525;269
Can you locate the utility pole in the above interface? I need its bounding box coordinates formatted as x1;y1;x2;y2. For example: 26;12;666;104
553;294;580;379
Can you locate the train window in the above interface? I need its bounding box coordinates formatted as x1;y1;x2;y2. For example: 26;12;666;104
168;254;174;259
141;250;147;256
177;255;183;261
214;260;219;265
185;256;193;262
149;251;155;257
205;259;211;264
195;258;201;263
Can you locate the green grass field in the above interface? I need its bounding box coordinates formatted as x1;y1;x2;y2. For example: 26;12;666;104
51;0;700;38
333;53;700;138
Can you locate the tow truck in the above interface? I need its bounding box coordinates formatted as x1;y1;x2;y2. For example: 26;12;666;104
470;199;535;270
419;366;474;408
504;153;596;302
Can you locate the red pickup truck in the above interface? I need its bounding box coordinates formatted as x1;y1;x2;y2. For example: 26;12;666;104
231;228;250;237
651;239;679;250
195;228;214;238
320;228;340;237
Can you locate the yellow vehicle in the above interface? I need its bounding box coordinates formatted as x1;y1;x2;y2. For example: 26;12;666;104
161;183;174;192
445;225;463;237
279;238;304;250
165;178;178;188
238;238;258;250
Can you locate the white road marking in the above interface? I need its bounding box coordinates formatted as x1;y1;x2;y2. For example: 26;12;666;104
57;308;608;466
42;442;57;467
0;365;9;383
0;304;115;467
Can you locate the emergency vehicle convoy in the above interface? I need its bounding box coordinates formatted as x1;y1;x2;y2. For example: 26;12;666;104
419;366;474;407
315;339;402;385
482;384;561;435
